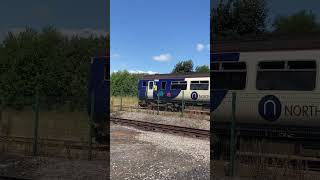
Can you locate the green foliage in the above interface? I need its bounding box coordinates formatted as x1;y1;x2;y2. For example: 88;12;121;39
0;26;108;109
273;10;320;34
211;0;267;40
172;60;194;73
195;65;209;73
110;70;144;97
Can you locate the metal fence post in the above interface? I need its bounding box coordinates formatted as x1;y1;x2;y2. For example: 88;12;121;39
33;89;40;156
120;95;123;111
229;92;236;176
88;91;94;160
157;92;160;115
181;91;185;117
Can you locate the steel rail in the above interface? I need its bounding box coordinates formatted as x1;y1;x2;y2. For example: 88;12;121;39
110;117;210;139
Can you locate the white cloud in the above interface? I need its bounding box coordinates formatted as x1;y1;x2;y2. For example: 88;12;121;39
152;53;172;62
129;70;158;74
196;43;210;52
196;43;205;52
111;53;120;58
111;69;157;74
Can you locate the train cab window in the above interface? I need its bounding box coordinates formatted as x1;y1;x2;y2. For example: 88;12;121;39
142;81;147;87
190;81;209;90
256;60;316;91
161;82;166;90
149;82;154;89
211;62;247;90
171;81;187;90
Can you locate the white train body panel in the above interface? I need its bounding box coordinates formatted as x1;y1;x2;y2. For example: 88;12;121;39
172;77;210;102
212;50;320;127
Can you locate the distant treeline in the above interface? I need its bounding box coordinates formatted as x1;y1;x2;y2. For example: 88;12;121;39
211;0;320;41
111;71;143;97
0;26;108;109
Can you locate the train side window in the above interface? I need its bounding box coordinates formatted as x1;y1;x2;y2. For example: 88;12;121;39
142;81;147;87
256;60;316;91
190;80;209;90
211;62;247;90
259;61;285;69
149;82;154;89
161;82;166;90
171;81;187;90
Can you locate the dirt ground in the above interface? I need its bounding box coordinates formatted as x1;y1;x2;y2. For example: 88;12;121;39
0;154;108;180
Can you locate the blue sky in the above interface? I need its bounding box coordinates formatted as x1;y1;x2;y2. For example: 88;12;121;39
110;0;210;74
0;0;108;41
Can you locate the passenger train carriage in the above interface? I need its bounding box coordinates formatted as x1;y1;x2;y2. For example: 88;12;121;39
88;56;109;144
138;73;210;110
211;38;320;159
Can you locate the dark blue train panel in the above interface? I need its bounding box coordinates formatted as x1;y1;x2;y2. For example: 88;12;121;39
88;56;109;143
138;78;184;101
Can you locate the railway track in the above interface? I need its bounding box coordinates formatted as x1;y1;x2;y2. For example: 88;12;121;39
110;117;210;139
0;136;108;151
112;105;210;115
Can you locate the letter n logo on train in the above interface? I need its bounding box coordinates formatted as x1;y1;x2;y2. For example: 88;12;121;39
258;95;282;122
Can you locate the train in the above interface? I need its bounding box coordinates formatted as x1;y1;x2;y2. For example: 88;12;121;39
138;73;210;111
211;38;320;160
88;56;109;144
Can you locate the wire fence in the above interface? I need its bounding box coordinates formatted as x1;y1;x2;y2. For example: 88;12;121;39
111;94;210;119
0;93;107;160
212;91;320;178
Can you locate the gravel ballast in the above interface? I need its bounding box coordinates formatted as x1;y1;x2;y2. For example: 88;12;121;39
111;111;210;130
111;124;210;179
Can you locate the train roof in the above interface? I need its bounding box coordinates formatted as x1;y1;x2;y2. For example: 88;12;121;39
212;33;320;53
140;72;209;80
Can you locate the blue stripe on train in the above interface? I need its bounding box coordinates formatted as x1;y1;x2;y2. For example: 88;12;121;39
211;52;240;111
138;78;184;101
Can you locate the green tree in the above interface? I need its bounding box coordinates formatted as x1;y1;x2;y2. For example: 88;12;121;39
211;0;268;40
0;26;108;109
195;65;209;73
273;10;320;34
172;60;194;73
110;70;144;96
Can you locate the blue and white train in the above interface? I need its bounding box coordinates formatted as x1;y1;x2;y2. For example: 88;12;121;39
138;73;210;110
212;48;320;159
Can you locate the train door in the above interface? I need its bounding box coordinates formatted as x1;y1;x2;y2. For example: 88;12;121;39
147;81;154;99
88;56;109;144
